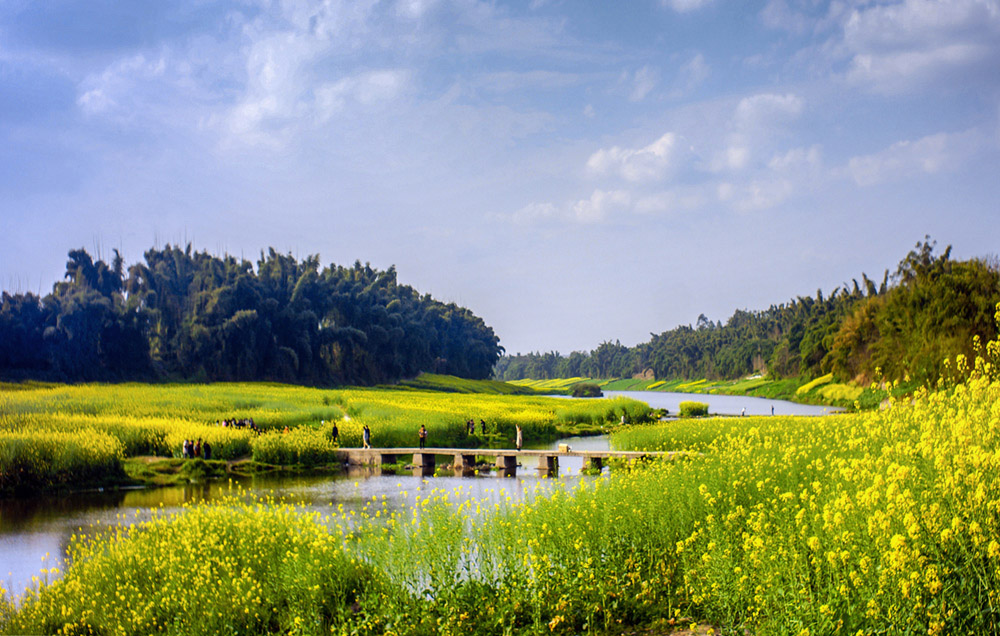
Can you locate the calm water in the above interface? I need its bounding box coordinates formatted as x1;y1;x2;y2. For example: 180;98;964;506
0;441;595;601
0;391;834;600
604;389;841;417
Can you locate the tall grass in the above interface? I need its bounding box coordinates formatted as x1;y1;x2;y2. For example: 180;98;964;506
5;341;1000;634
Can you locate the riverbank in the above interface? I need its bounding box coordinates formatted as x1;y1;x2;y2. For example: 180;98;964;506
5;364;997;635
509;373;899;410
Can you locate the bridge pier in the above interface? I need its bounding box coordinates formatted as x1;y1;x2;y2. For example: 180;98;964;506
496;454;518;477
454;454;477;473
583;456;603;472
537;454;558;476
378;453;399;466
412;453;436;471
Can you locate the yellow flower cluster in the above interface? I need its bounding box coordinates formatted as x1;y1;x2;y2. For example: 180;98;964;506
2;381;647;492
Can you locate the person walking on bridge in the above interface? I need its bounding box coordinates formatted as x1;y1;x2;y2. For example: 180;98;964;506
515;424;523;451
418;424;427;449
362;424;371;449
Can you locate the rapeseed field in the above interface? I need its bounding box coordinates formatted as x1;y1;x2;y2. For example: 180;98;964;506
3;322;999;634
0;381;649;491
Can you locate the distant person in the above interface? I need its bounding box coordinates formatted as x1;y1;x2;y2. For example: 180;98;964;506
620;414;626;425
515;424;523;451
468;419;475;435
282;426;290;434
194;439;202;458
330;422;339;445
741;408;746;417
203;440;212;460
480;419;486;435
771;405;774;416
418;424;427;449
362;424;371;449
181;439;190;459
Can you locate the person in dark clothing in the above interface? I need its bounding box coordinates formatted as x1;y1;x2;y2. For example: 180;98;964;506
480;419;486;435
418;424;427;449
330;422;339;445
362;424;371;449
203;441;212;460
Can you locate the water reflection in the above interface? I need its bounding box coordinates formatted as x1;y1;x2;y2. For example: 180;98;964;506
1;453;596;601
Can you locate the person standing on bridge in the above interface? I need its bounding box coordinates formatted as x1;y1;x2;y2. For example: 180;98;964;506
362;424;371;449
515;424;523;451
418;424;427;449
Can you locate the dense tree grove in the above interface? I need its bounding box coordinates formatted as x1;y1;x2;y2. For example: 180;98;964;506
0;245;502;384
495;239;1000;386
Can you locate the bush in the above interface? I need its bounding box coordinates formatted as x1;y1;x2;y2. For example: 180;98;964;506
678;401;709;417
570;383;603;398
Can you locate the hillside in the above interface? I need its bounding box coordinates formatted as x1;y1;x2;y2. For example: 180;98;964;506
0;245;502;386
496;239;1000;389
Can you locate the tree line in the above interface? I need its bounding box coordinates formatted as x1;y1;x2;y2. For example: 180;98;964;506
494;239;1000;387
0;245;503;385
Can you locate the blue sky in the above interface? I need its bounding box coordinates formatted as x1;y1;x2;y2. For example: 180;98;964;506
2;0;999;354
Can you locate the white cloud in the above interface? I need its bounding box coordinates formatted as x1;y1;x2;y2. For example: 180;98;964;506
76;53;169;116
737;179;794;211
587;133;678;182
634;188;707;215
760;0;814;34
314;70;409;119
735;93;804;127
842;0;1000;92
847;129;982;186
475;70;584;94
662;0;714;12
395;0;440;19
510;201;558;224
710;144;750;172
571;189;631;223
768;145;822;171
630;65;659;102
716;178;794;212
669;52;710;98
509;189;632;225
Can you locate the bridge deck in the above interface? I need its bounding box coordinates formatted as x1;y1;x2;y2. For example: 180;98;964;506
341;447;671;459
336;447;682;476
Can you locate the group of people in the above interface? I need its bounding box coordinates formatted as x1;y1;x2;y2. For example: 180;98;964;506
216;417;260;434
181;438;211;460
416;421;523;450
466;418;488;436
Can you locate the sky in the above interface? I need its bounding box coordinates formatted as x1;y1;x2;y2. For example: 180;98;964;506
2;0;999;355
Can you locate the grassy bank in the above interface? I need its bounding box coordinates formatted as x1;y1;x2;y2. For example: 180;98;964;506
4;343;999;634
509;374;874;408
0;378;651;496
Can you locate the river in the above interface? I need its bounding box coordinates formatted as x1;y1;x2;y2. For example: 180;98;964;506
0;391;838;600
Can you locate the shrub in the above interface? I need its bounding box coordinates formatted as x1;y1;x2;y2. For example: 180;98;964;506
570;383;603;398
678;401;709;417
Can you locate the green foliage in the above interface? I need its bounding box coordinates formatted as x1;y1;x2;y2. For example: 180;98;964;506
678;401;708;417
0;245;503;385
496;239;1000;396
395;374;540;395
570;382;602;397
825;238;1000;386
